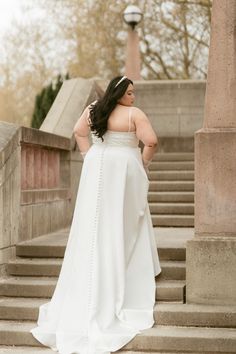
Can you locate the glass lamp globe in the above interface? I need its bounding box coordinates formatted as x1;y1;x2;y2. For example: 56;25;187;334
123;5;143;29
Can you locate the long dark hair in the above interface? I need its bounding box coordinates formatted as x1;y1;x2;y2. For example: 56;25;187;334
89;76;133;141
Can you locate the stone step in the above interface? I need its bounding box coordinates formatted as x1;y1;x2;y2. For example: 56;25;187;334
158;261;186;280
17;259;183;280
16;230;69;258
149;161;194;171
0;297;46;321
0;277;57;298
148;191;194;203
0;277;184;301
152;215;194;227
0;348;197;354
15;227;191;262
154;303;236;328
149;181;194;191
8;258;185;280
1;298;235;329
152;153;194;162
16;234;187;261
0;298;181;322
0;347;53;353
155;280;185;302
157;247;185;261
148;170;194;181
8;258;63;277
123;325;236;353
16;242;66;259
0;349;206;354
149;203;194;215
3;299;234;333
0;321;235;353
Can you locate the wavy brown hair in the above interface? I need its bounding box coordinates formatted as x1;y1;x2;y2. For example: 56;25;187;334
89;76;133;141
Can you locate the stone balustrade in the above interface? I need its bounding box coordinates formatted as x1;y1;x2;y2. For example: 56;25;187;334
0;78;101;276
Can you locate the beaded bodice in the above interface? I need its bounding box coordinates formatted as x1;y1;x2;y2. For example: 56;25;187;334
91;130;139;148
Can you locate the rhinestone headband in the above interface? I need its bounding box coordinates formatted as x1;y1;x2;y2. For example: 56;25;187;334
115;76;127;88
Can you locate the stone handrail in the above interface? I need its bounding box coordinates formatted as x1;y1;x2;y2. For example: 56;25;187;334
0;78;103;276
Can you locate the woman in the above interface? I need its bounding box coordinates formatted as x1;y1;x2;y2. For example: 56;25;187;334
31;75;161;354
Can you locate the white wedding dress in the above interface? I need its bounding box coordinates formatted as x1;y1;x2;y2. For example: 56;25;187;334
31;107;162;354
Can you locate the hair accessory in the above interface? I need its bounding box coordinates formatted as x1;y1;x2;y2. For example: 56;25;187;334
115;76;127;88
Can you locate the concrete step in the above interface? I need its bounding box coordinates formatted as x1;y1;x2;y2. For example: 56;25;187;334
16;245;65;259
152;152;194;162
158;247;185;261
149;202;194;215
8;257;185;279
16;233;67;258
148;170;194;181
0;321;235;353
0;348;200;354
1;299;235;331
158;261;185;280
152;215;194;227
123;325;236;353
0;277;57;298
149;161;194;171
148;191;194;203
0;276;183;301
14;227;191;262
15;228;190;262
0;297;46;321
15;230;188;261
0;298;180;322
156;280;185;302
149;181;194;191
0;347;53;353
0;349;208;354
154;303;236;328
8;258;63;277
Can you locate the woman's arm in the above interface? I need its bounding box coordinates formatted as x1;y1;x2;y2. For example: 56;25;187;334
133;107;158;170
73;106;91;158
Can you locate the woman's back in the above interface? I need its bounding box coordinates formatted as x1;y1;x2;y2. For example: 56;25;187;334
107;104;135;132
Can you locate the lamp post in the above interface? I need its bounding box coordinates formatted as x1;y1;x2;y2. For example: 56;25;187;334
123;5;143;80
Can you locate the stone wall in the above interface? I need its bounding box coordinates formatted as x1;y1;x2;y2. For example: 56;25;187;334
0;122;21;276
134;80;206;137
96;80;206;137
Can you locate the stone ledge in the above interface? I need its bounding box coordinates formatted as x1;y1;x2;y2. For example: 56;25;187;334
21;188;71;205
21;127;71;151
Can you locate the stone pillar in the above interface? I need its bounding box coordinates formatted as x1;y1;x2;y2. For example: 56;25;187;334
125;28;141;80
186;0;236;305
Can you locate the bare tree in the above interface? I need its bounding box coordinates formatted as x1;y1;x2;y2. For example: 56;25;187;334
140;0;212;79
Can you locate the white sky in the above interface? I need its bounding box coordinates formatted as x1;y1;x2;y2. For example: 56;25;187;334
0;0;22;34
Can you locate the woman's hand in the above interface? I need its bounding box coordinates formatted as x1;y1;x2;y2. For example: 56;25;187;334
142;156;151;174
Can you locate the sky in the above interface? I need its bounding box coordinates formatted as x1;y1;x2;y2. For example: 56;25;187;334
0;0;22;34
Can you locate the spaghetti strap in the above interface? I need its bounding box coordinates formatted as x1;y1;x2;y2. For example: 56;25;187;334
128;107;132;132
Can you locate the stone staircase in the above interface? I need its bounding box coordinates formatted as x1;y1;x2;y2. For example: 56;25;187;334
148;153;194;227
0;228;236;353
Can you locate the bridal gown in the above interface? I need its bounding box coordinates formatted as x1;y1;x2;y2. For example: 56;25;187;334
31;107;162;354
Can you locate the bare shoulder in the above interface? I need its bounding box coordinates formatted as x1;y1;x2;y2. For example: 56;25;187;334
131;106;149;121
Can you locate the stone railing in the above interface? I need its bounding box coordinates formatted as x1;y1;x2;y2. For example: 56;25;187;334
20;127;72;241
0;77;102;276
